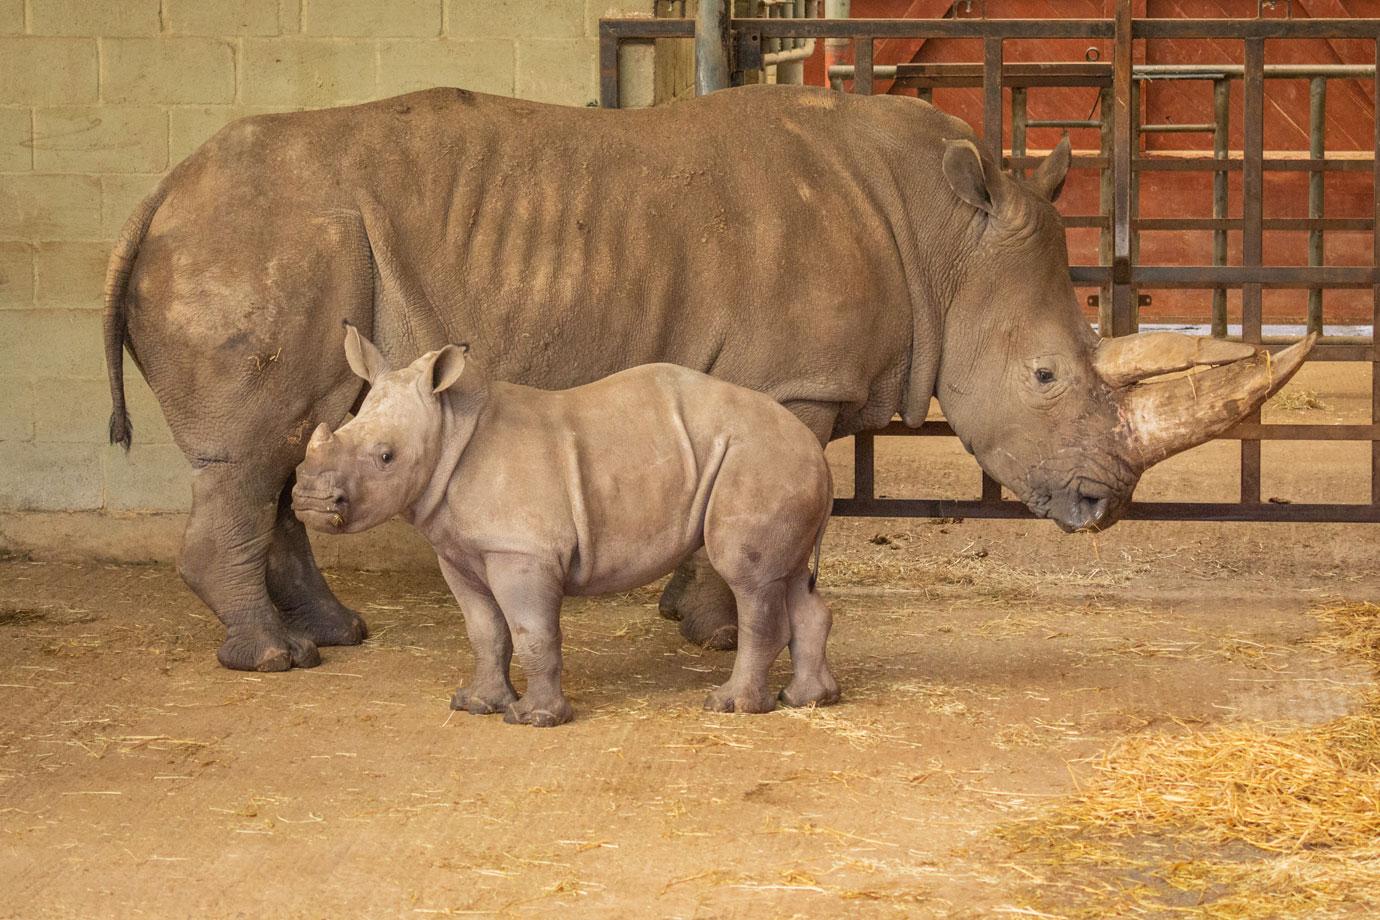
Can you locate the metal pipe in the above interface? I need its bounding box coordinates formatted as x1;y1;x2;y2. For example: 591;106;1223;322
1308;76;1326;335
695;0;731;94
1011;86;1027;176
1026;118;1101;128
1212;78;1229;338
1098;84;1113;336
827;62;1377;81
823;0;850;88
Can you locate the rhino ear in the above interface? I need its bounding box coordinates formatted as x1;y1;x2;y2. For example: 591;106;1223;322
343;323;389;384
424;343;469;395
942;138;999;216
1031;135;1071;202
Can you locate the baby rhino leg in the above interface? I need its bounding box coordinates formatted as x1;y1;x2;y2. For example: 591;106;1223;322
439;560;518;716
703;580;789;714
780;570;840;708
485;555;574;728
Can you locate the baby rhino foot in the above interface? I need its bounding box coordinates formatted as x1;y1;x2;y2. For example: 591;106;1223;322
282;600;369;648
703;683;776;714
504;695;574;727
780;673;841;708
450;682;518;716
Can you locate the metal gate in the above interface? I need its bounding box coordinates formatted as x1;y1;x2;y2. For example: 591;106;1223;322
598;7;1380;523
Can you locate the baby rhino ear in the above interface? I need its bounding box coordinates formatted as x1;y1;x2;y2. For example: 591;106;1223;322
343;323;389;383
425;343;469;394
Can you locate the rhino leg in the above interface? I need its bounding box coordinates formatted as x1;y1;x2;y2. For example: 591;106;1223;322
779;570;840;708
439;559;518;716
486;557;573;728
703;579;789;714
180;464;321;672
659;400;840;651
266;481;369;647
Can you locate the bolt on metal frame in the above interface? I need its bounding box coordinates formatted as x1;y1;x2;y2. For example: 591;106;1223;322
597;11;1380;524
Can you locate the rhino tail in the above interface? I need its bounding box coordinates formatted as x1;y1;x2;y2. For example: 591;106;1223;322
104;187;164;451
808;495;832;593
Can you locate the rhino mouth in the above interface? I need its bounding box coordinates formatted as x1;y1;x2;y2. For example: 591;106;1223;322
291;486;348;532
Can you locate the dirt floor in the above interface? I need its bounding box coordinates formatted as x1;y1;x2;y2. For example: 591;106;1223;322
3;365;1380;918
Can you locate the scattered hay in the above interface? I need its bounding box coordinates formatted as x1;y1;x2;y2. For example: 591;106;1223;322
1268;388;1328;412
992;596;1380;918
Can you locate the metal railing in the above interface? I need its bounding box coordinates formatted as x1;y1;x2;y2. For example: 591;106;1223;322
598;12;1380;523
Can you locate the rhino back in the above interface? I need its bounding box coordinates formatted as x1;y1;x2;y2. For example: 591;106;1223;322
136;85;966;442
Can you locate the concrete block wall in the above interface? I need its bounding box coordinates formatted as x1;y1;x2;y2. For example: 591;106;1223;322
0;0;653;560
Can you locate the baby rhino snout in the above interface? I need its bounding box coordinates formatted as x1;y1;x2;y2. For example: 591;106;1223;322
291;468;349;531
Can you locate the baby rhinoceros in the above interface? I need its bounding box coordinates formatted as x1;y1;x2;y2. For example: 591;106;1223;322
292;326;839;726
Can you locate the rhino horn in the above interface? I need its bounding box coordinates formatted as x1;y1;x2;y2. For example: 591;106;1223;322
1095;331;1259;388
308;422;334;449
1116;334;1316;469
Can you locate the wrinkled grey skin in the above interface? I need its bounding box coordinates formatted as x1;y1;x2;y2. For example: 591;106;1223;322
103;85;1303;672
293;328;836;725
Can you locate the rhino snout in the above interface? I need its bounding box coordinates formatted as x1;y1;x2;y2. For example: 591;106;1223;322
291;473;349;531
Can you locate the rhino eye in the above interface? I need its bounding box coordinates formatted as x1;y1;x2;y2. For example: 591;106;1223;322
380;448;394;465
1034;368;1056;385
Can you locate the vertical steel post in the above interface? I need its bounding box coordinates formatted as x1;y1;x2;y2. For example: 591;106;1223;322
854;36;873;95
598;24;620;108
1212;77;1230;337
1372;42;1380;504
1129;75;1142;330
1011;86;1028;177
983;37;1004;159
854;434;875;501
1308;76;1326;335
1111;1;1133;337
1241;37;1265;505
695;0;731;95
1099;83;1113;336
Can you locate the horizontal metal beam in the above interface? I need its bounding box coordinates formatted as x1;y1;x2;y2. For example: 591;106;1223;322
865;420;1380;441
832;497;1380;523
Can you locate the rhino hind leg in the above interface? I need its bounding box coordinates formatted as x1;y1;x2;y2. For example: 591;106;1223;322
702;579;789;714
779;571;840;708
266;481;369;647
180;463;321;672
659;551;739;650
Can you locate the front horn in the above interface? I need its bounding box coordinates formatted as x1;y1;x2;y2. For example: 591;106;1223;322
1116;334;1317;469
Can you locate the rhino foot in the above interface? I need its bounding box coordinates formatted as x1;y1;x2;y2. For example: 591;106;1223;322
779;674;841;709
660;557;740;649
503;695;574;728
450;682;518;716
217;628;321;672
703;683;776;715
280;600;368;647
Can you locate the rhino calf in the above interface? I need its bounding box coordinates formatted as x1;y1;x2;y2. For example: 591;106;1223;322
292;326;837;726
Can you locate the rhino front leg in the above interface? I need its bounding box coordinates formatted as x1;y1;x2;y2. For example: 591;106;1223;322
180;464;320;671
485;556;573;728
438;559;518;716
266;481;369;647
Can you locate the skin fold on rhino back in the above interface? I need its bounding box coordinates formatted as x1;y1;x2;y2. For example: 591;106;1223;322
107;85;974;464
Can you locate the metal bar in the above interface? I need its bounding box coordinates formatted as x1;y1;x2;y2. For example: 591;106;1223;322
1129;266;1376;287
1134;18;1380;39
1308;76;1326;335
726;17;1380;40
1111;1;1133;337
598;23;620;108
829;61;1378;83
1130;57;1141;330
1373;39;1380;505
695;0;731;94
1025;118;1102;128
1213;77;1230;337
1141;123;1217;132
984;37;1004;156
1137;217;1373;231
1134;157;1374;172
854;36;873;95
875;420;1380;440
853;433;875;500
831;498;1380;523
1098;83;1113;336
1241;37;1265;505
1011;86;1028;177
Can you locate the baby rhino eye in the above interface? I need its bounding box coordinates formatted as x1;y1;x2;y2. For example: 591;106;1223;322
1034;368;1056;385
380;448;394;465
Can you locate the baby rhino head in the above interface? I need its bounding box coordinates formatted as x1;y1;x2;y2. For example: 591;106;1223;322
293;325;469;534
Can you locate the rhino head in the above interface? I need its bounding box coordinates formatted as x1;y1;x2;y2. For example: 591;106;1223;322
934;136;1313;532
293;325;479;534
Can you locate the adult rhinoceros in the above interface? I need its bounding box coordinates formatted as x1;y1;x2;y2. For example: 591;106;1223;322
104;85;1310;672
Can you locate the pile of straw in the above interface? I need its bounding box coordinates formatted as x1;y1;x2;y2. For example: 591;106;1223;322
996;600;1380;918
